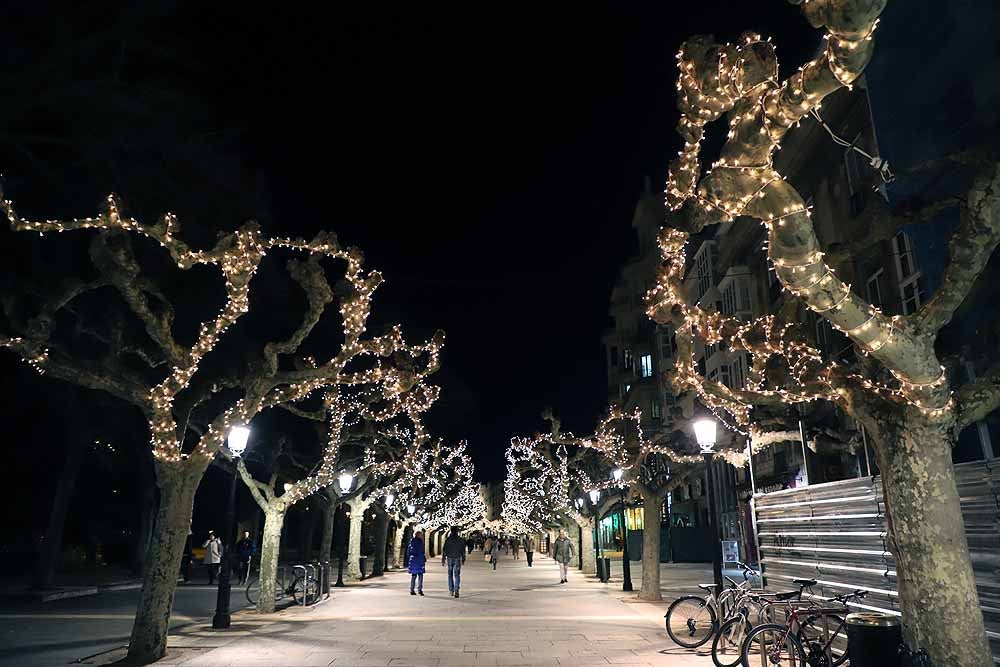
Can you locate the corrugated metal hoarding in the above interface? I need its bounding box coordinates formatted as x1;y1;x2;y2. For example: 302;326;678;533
754;459;999;662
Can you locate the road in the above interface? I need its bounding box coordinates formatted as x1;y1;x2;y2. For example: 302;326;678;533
0;583;248;666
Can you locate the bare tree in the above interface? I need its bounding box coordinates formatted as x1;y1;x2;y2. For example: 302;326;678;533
646;1;998;662
0;193;442;663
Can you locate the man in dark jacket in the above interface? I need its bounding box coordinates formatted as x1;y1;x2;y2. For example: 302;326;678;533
441;526;467;598
236;531;255;585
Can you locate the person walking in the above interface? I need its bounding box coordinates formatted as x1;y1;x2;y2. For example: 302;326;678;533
442;526;467;598
552;530;575;584
511;536;520;560
525;535;535;567
466;537;474;555
236;530;255;585
203;530;222;584
407;531;426;595
488;536;500;571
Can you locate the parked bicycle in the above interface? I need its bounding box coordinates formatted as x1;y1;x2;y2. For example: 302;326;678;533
245;564;315;606
740;589;868;667
664;562;762;649
710;581;816;667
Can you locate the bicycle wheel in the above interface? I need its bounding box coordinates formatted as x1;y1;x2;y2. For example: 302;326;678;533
290;575;307;605
665;595;718;648
797;614;847;667
741;623;806;667
712;616;751;667
245;573;259;606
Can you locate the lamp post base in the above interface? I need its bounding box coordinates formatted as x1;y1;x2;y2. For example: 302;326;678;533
211;555;233;629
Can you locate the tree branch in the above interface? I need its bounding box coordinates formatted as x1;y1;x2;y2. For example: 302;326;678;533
955;364;1000;432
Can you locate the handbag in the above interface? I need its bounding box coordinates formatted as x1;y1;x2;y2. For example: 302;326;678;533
483;554;492;562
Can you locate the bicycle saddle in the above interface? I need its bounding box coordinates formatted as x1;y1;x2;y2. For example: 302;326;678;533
697;584;719;592
793;578;817;587
774;591;799;600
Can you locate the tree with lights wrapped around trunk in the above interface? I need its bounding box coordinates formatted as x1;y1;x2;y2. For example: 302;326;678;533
0;192;443;663
646;0;999;662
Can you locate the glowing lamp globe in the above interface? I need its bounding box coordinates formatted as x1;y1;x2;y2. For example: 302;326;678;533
385;493;395;508
407;503;416;515
612;467;623;482
588;489;600;504
693;419;717;454
575;497;584;509
228;425;251;458
337;472;354;493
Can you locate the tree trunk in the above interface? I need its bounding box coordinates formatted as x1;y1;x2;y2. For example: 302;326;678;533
392;525;405;569
873;414;991;666
126;459;205;664
256;506;287;613
638;491;663;601
320;493;337;563
573;517;596;574
301;503;317;561
33;437;87;590
371;510;389;577
345;498;364;580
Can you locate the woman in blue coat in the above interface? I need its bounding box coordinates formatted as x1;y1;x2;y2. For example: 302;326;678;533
407;531;426;596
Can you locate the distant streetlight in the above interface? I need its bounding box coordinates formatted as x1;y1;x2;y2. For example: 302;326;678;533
337;471;355;494
407;503;416;515
693;418;723;588
588;489;605;582
588;489;601;504
612;467;623;482
283;482;293;493
575;497;584;509
385;493;396;509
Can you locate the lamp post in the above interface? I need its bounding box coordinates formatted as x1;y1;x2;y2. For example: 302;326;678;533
334;471;355;587
694;418;723;589
613;468;633;592
213;424;250;629
575;497;585;570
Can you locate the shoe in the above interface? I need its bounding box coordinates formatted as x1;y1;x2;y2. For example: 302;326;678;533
418;590;424;596
454;591;459;598
410;590;416;595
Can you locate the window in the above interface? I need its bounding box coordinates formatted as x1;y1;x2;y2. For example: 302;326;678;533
660;328;675;359
892;232;922;314
815;316;831;352
732;354;747;389
651;400;662;419
719;364;731;388
695;244;714;302
866;269;884;308
623;348;633;371
844;134;866;216
640;354;653;378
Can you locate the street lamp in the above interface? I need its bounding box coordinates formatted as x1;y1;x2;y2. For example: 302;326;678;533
213;424;250;629
613;469;633;592
385;493;395;509
693;418;723;589
407;503;416;515
575;497;584;510
337;471;355;494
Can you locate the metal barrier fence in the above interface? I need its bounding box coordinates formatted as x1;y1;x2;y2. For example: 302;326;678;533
752;458;1000;661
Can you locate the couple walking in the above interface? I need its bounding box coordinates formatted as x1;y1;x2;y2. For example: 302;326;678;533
406;526;466;597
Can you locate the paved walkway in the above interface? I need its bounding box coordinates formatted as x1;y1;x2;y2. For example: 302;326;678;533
87;552;715;666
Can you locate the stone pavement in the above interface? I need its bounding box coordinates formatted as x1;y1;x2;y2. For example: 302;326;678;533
91;552;716;666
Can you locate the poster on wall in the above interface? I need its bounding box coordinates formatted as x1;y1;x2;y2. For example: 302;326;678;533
721;540;740;564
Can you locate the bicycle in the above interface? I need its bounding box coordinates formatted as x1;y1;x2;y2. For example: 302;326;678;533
740;589;868;667
709;579;820;667
664;562;761;649
245;564;313;606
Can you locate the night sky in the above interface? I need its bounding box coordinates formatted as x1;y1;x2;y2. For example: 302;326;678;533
1;1;817;513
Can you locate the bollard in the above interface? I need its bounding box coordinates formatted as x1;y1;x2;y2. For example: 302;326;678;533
845;612;902;667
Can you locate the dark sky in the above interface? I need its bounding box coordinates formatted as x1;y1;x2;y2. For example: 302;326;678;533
2;2;816;485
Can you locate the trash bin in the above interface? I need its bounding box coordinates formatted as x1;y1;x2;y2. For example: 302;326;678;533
845;612;902;667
